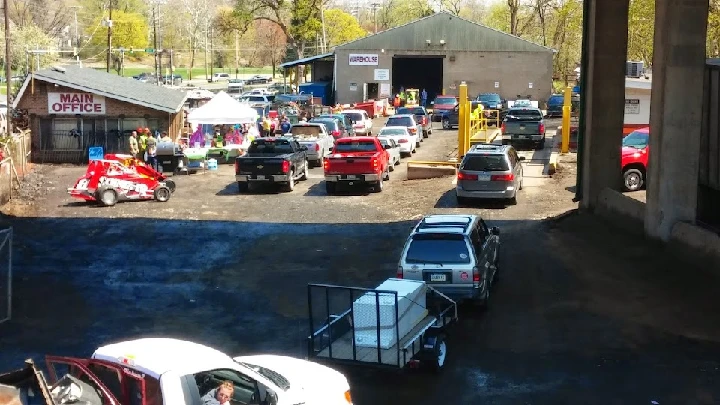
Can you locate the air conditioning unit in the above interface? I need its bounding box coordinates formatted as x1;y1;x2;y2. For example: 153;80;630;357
626;61;644;78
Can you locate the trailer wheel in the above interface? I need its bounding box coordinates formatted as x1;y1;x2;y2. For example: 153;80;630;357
425;335;447;372
154;186;171;202
96;186;118;207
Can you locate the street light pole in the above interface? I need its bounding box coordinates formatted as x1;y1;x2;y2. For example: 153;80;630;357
371;2;380;34
69;6;81;48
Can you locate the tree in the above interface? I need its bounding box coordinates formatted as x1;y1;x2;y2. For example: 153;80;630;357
323;8;367;48
255;20;287;76
709;0;720;57
0;24;58;72
377;0;434;30
9;0;70;37
627;0;655;64
86;10;149;50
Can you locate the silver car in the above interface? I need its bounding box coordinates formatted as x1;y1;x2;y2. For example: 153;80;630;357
397;214;500;306
455;144;525;205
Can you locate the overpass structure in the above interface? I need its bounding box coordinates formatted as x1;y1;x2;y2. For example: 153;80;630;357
578;0;720;256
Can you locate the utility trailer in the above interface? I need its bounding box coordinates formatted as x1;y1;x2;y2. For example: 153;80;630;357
307;278;458;371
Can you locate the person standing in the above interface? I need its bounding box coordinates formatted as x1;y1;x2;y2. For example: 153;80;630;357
421;88;428;107
145;132;158;171
280;116;291;134
138;128;148;161
129;131;140;159
159;131;172;142
262;116;272;137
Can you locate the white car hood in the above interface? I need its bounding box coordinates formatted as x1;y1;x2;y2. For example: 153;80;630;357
234;355;351;405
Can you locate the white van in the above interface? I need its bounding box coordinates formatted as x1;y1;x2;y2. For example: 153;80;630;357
211;72;231;82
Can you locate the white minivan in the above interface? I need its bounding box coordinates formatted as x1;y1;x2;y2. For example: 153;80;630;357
211;72;231;82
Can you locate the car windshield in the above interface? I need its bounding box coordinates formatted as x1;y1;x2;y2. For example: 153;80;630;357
378;138;392;147
623;130;649;148
310;120;337;130
379;128;407;136
478;94;501;102
462;155;510;171
290;126;322;137
334;140;377;152
248;139;294;154
345;112;363;122
405;234;471;264
435;97;456;105
506;109;543;120
387;117;413;127
397;107;426;115
236;362;290;391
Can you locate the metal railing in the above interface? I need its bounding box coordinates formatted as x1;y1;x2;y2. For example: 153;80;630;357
36;130;129;164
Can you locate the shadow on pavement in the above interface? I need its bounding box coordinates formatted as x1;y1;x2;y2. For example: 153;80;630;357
304;181;372;197
434;189;509;209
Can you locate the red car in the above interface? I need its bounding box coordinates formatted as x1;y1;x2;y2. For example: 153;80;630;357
323;136;391;194
431;95;458;122
621;127;649;191
68;155;176;206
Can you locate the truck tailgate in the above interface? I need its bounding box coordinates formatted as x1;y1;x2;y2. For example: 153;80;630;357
326;152;377;173
237;157;285;175
504;120;542;135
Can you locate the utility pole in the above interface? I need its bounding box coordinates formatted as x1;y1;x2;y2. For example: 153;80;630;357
203;23;208;78
69;6;82;48
106;0;113;72
4;0;12;137
234;30;239;79
209;26;214;77
320;6;327;53
370;3;380;34
153;3;159;85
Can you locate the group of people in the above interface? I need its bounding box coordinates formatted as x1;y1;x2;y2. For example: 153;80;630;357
128;127;172;171
392;88;429;108
259;114;295;137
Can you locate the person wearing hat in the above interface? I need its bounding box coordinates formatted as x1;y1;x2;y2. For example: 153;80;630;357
138;129;148;161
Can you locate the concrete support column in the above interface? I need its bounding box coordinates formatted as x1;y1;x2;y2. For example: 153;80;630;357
580;0;629;209
645;0;709;241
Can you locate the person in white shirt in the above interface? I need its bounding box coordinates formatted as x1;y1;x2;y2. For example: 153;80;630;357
201;381;234;405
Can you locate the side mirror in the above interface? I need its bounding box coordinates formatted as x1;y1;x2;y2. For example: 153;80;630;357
328;147;333;152
518;156;526;161
491;227;500;236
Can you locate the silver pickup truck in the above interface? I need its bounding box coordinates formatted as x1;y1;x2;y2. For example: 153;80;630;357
288;122;335;167
500;107;546;150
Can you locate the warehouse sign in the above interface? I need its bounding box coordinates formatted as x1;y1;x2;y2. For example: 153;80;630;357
625;98;640;114
349;53;378;66
48;92;106;115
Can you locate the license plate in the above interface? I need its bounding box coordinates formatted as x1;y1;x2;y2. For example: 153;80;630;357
519;125;526;129
518;135;528;139
346;175;357;180
477;173;491;181
256;175;266;180
430;274;446;282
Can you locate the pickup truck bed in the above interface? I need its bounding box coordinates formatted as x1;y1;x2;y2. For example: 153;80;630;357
235;138;308;192
501;108;546;150
324;137;391;194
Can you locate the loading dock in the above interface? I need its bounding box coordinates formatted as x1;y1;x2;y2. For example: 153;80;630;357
391;56;443;102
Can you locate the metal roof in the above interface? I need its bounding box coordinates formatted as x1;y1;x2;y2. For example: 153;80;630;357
280;52;334;68
336;11;554;53
13;65;187;113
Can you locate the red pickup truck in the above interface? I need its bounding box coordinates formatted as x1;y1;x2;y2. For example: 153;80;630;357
621;126;650;191
323;136;391;194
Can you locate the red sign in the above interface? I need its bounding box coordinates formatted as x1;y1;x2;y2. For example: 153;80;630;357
48;92;106;115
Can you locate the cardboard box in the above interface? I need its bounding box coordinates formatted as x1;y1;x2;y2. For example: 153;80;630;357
353;278;428;349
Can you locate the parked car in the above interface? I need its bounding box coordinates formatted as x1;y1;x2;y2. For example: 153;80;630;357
268;83;295;93
545;94;565;117
132;72;156;83
309;117;345;139
441;101;483;130
377;137;401;170
318;113;355;136
455;143;525;205
161;74;183;85
227;79;245;93
235;137;309;192
210;72;231;82
239;95;274;107
323;136;391;194
288;122;334;167
501;107;546;150
246;75;272;85
385;114;422;146
396;214;500;307
430;95;458;121
342;109;373;135
621;127;650;192
396;106;432;137
377;126;418;157
476;92;507;124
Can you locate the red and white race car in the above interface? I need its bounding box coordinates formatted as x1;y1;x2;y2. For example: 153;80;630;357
68;154;176;206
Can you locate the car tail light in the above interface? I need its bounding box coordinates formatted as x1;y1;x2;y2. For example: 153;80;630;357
344;390;352;404
457;171;478;181
234;160;238;173
409;127;417;134
323;158;330;171
501;122;506;133
281;160;290;173
421;117;427;125
398;138;408;143
372;157;379;170
472;267;481;283
332;130;340;137
396;267;403;278
315;144;320;151
491;174;514;181
539;122;545;133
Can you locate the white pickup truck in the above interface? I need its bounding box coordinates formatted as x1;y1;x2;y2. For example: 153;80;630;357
288;122;335;167
0;337;353;405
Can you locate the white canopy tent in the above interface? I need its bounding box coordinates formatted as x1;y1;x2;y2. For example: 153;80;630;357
187;91;258;125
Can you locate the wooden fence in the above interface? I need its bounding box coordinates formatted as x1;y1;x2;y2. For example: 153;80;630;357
0;131;31;206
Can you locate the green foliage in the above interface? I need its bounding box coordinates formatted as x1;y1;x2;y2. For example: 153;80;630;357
377;0;435;29
627;0;655;64
86;10;149;50
483;2;511;33
323;9;368;48
0;25;58;71
78;0;148;16
289;0;323;45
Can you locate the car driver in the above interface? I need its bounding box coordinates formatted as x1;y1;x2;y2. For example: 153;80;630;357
201;381;234;405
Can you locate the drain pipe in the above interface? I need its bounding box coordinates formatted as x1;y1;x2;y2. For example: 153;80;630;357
574;0;591;203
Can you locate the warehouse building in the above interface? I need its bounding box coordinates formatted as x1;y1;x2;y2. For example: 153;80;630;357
12;65;187;163
282;12;555;105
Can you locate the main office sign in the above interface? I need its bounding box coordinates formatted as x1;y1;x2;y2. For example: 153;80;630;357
48;92;106;115
349;54;379;66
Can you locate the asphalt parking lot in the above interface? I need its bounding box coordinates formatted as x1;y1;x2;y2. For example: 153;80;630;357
1;117;720;404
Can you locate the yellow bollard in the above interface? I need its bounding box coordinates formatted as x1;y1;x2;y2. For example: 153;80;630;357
458;82;467;158
561;86;572;153
464;99;471;154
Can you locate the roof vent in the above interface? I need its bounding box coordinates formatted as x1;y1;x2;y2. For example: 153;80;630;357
51;66;67;73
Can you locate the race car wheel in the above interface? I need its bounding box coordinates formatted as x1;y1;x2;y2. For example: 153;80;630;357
164;179;176;193
96;187;118;207
154;186;171;202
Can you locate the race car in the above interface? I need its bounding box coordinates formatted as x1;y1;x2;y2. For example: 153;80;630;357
68;158;176;206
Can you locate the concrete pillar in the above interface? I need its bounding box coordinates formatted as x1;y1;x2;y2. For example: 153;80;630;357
580;0;629;209
645;0;709;241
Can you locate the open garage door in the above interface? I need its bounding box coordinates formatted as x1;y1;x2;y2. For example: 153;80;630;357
392;56;443;103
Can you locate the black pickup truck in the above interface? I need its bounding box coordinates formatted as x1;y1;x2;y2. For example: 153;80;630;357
235;137;309;193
